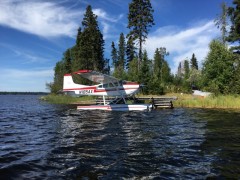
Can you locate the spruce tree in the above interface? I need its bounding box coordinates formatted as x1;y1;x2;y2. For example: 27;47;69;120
161;60;171;84
139;50;150;94
153;48;162;79
128;0;154;68
126;36;136;69
151;48;169;94
76;27;82;47
51;61;65;93
72;28;82;72
184;59;190;79
111;42;118;69
128;57;139;82
64;49;72;73
190;53;198;70
79;5;105;71
117;33;126;78
177;62;182;78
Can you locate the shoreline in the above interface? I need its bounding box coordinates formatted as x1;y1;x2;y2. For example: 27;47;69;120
40;93;240;109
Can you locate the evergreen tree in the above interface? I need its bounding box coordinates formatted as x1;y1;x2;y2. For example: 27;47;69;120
153;48;169;81
48;48;74;93
79;5;105;71
161;60;171;84
184;60;190;79
76;27;82;47
153;48;162;79
127;57;139;82
139;50;151;94
202;40;235;94
227;0;240;53
190;53;198;70
72;28;82;72
183;59;191;92
49;61;65;93
117;33;126;78
126;35;136;69
111;42;118;69
177;62;182;77
127;0;154;68
151;48;169;94
64;49;72;73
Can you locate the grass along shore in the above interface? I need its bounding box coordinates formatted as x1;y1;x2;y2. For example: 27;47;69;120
40;93;240;109
40;94;95;104
173;93;240;109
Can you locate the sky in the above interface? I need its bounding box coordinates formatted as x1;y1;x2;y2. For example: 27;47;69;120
0;0;234;92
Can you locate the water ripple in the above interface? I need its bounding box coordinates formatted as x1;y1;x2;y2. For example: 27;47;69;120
1;95;240;179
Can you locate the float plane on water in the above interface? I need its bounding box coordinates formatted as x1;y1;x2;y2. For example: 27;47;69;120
63;70;152;111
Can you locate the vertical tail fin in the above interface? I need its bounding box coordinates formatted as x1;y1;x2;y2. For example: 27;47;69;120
63;74;86;91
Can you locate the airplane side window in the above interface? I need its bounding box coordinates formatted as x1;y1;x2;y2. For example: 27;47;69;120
109;83;114;87
98;84;103;88
103;83;108;88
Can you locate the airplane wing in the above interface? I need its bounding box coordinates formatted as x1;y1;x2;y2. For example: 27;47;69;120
74;70;120;84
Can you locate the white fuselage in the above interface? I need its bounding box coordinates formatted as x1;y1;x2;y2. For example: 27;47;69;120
63;74;140;96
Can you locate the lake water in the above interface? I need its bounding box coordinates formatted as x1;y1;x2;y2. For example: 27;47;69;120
0;95;240;179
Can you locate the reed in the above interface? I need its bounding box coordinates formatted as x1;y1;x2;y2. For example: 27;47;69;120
40;94;95;104
173;94;240;109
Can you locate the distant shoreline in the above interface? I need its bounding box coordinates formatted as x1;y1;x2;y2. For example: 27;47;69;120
0;92;49;95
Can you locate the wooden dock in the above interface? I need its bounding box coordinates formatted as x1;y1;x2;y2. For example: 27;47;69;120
95;96;177;109
136;97;177;109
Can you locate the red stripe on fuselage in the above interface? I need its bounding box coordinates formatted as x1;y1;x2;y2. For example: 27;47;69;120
63;87;138;92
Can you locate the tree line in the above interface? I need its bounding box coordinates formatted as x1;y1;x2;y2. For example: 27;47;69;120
47;0;240;95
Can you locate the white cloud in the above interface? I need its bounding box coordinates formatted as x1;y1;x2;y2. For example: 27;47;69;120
93;8;123;23
0;0;123;41
0;0;83;38
0;68;54;92
144;20;219;73
93;8;124;40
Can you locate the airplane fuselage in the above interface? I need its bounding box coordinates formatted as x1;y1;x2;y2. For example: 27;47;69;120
62;71;140;97
64;83;140;96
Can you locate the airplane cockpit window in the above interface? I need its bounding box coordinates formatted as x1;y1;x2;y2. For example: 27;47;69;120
98;84;103;88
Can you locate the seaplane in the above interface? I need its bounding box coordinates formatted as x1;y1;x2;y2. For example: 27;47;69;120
63;70;152;111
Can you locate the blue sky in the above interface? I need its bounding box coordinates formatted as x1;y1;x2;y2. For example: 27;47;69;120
0;0;233;92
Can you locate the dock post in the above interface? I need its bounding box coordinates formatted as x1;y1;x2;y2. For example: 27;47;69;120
151;97;155;110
